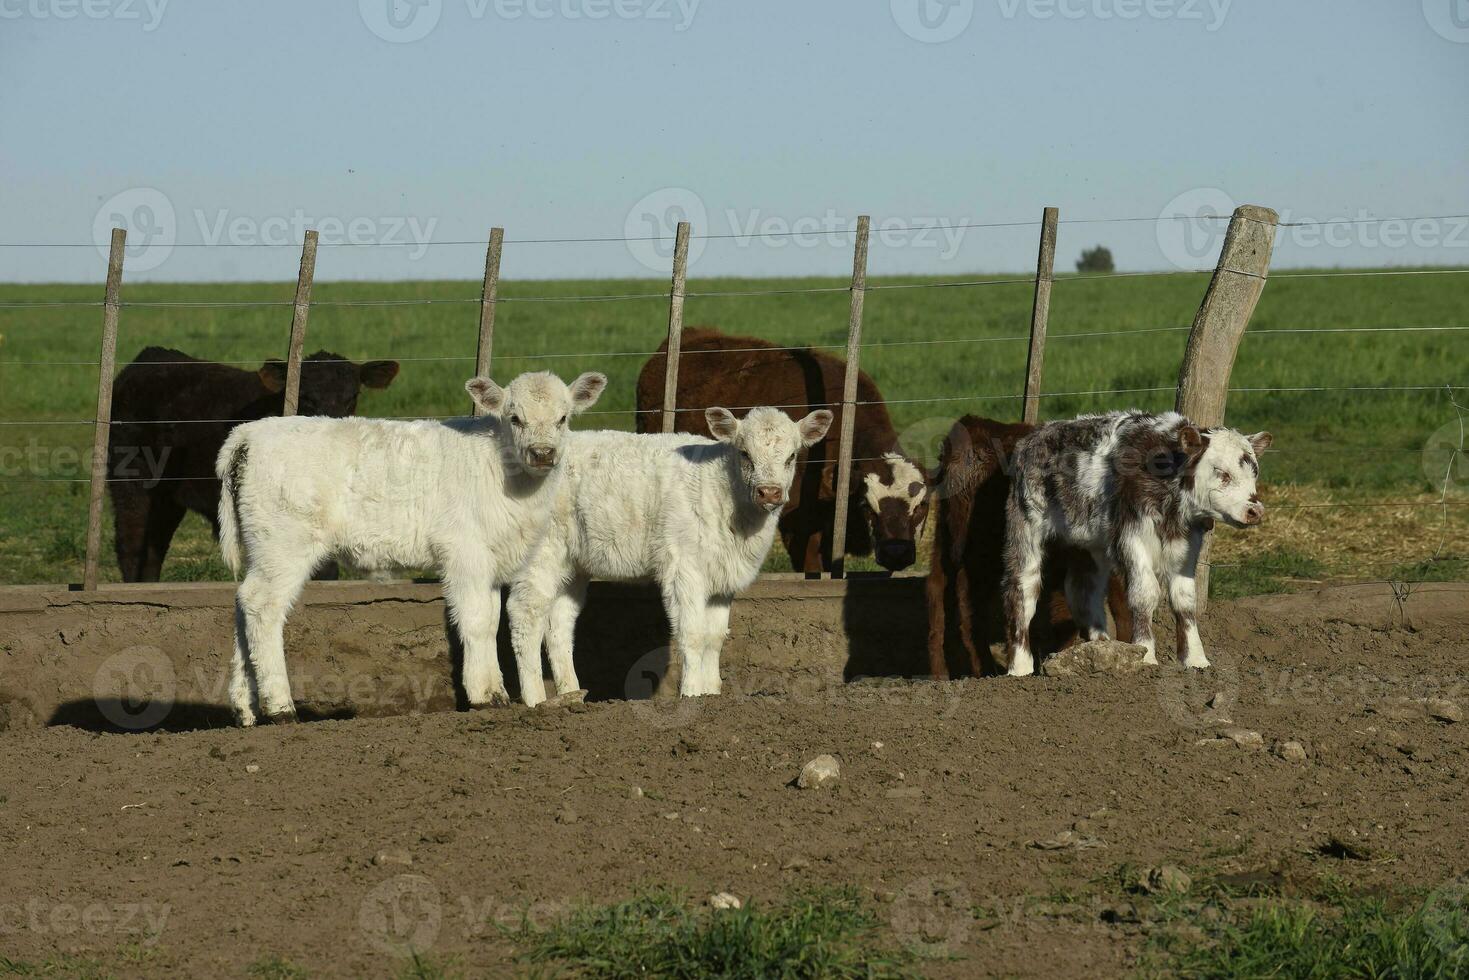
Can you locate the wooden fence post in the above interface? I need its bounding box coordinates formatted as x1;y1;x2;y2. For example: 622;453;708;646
659;221;691;433
81;228;126;591
828;215;871;579
1176;203;1279;608
281;230;319;417
472;227;505;415
1022;206;1059;424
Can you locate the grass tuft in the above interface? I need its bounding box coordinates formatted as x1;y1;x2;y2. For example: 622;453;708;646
1156;891;1469;979
515;887;916;979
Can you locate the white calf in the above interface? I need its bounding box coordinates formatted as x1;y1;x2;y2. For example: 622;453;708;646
215;370;606;725
1002;411;1272;675
508;405;833;704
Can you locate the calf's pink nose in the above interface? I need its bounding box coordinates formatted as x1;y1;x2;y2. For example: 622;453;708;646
756;484;784;506
1245;495;1264;523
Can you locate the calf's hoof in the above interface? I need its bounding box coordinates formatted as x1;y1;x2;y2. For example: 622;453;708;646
1183;656;1212;670
260;709;299;726
470;692;512;710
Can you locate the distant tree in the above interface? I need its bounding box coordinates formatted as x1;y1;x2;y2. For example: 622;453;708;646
1076;246;1114;274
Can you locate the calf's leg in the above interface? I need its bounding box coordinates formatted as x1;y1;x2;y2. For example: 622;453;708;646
664;578;711;697
1003;518;1045;677
234;556;315;724
697;595;733;696
545;578;588;695
507;579;551;707
449;575;509;708
1118;532;1162;665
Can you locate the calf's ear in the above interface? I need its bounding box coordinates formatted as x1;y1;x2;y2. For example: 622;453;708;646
568;372;608;413
360;360;400;389
1177;424;1206;457
258;360;288;393
465;377;506;414
706;407;740;442
1247;431;1273;454
798;409;834;447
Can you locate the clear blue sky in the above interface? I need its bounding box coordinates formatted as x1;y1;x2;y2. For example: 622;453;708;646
2;0;1466;282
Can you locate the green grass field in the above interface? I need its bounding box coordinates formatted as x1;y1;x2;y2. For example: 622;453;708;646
0;268;1465;588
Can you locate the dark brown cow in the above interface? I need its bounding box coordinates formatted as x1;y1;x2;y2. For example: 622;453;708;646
106;346;399;581
635;327;928;573
926;415;1131;678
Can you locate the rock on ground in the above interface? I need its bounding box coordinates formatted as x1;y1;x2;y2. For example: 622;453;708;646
1041;640;1153;677
796;754;840;790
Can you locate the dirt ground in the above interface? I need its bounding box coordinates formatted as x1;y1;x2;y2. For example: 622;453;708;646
1;583;1467;978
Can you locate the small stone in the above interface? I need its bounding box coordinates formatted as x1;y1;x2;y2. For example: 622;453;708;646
244;764;260;774
540;689;589;709
1146;866;1192;894
556;807;579;825
796;755;840;790
1273;740;1308;762
870;741;884;751
1425;699;1462;724
1040;639;1152;677
708;892;742;910
1219;728;1264;750
372;848;412;867
629;786;645;799
781;855;812;871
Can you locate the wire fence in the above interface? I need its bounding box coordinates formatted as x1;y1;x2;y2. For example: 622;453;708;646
0;208;1465;592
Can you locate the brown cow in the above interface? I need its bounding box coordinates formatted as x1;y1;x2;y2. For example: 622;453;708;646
926;414;1131;678
635;327;928;573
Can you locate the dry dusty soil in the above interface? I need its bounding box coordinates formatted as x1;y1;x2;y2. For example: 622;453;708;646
1;583;1467;978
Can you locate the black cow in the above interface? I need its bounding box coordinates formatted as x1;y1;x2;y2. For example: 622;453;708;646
106;346;399;581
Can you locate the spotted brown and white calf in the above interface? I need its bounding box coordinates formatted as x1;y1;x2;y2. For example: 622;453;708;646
1002;411;1272;676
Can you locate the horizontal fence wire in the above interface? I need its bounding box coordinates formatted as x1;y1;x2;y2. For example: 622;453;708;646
8;324;1469;368
7;211;1469;249
6;382;1459;428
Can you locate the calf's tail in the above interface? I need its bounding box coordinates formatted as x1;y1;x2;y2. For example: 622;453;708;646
216;432;249;578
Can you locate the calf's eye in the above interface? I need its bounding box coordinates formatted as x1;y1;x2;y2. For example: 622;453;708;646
558;415;568;425
786;453;796;465
1215;469;1231;485
510;414;523;427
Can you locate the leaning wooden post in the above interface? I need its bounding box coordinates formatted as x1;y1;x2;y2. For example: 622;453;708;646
281;230;319;417
828;215;871;579
1176;204;1279;609
659;221;691;433
1021;206;1059;425
472;227;505;415
82;228;126;590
